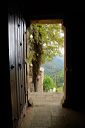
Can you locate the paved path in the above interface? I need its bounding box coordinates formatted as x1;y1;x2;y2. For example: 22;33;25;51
20;92;85;128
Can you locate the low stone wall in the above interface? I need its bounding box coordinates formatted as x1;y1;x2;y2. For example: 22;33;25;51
27;64;44;92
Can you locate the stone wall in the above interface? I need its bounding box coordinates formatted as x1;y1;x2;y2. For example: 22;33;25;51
27;64;44;92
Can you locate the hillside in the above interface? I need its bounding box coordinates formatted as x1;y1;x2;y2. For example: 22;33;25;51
42;56;64;81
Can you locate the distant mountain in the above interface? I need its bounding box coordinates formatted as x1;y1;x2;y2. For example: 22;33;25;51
42;56;64;80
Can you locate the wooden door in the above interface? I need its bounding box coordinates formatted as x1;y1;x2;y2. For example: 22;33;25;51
8;13;27;128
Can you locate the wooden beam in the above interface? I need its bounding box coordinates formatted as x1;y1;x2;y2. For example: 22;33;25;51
30;19;63;24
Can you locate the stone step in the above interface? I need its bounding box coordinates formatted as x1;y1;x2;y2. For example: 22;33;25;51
28;92;64;106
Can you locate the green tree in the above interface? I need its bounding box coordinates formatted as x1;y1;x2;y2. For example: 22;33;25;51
43;75;56;91
27;24;64;91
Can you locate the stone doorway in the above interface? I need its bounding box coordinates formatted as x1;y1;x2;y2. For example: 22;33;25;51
27;20;66;106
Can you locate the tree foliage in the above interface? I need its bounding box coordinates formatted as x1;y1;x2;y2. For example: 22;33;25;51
27;23;64;91
28;24;64;63
43;75;56;91
42;56;64;84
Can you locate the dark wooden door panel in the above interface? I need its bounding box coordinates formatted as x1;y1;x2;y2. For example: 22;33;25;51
8;13;27;128
8;14;18;127
15;15;21;118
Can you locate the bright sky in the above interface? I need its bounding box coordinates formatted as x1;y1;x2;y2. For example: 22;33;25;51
60;32;64;37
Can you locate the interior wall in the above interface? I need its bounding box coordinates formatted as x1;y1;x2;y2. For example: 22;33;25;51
63;14;85;111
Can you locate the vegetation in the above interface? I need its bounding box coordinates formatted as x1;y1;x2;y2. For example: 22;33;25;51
27;24;64;91
43;75;56;91
56;69;64;87
56;86;64;92
43;56;64;92
43;73;64;92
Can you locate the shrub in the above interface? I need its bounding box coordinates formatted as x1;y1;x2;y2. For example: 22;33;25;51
43;75;56;91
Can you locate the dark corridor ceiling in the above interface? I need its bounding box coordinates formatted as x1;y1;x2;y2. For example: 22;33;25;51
8;1;84;26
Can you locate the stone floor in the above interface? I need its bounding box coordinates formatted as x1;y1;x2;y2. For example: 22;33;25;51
20;92;85;128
